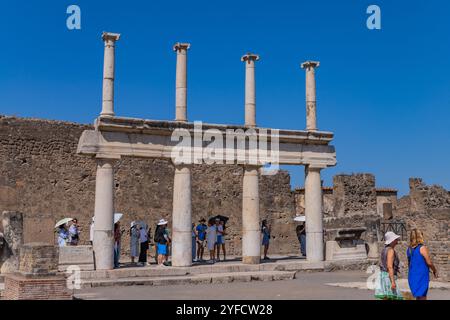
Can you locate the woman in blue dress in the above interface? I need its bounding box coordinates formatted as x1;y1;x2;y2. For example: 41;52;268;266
261;220;271;260
407;229;438;300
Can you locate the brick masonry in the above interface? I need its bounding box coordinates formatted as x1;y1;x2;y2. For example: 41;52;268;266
3;273;71;300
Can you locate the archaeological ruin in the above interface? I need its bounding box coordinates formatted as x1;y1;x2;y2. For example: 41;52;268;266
0;32;448;284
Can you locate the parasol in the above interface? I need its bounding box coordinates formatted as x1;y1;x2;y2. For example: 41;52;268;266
55;217;73;228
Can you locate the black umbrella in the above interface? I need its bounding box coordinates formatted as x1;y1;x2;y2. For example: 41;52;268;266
209;215;229;225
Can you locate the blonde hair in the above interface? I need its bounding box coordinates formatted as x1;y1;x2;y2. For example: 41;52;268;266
409;228;424;248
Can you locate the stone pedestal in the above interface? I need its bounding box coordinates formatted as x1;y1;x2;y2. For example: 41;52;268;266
3;243;71;300
58;245;95;271
242;166;261;264
171;165;192;267
325;241;368;261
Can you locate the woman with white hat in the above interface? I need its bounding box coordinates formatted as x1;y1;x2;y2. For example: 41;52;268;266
375;231;403;300
155;219;169;266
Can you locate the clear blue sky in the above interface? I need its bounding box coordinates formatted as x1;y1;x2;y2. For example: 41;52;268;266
1;0;449;195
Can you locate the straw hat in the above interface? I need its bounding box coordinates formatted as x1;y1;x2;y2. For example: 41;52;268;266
384;231;400;245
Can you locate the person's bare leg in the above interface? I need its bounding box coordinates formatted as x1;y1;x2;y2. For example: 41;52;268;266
222;244;226;260
216;244;221;260
264;244;269;258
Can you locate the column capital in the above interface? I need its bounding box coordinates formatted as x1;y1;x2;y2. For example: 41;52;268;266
301;60;320;70
241;53;260;63
173;42;191;52
102;32;121;44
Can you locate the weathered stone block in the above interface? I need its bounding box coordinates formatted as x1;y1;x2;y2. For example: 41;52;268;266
19;243;58;275
58;245;94;271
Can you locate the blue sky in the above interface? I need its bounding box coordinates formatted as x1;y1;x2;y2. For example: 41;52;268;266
0;1;449;195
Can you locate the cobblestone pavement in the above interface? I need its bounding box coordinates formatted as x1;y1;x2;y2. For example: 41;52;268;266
75;271;450;300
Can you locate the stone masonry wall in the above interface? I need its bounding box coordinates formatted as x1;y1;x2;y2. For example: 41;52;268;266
0;116;298;257
333;174;377;217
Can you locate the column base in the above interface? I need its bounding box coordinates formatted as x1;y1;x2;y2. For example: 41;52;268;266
242;256;260;264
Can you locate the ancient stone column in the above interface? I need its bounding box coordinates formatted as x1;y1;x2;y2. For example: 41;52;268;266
93;158;116;270
172;165;192;267
301;61;320;131
242;166;261;264
241;53;259;127
304;166;324;262
101;32;121;116
173;43;190;122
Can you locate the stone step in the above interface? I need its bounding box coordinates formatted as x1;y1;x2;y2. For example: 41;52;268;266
79;270;296;289
79;260;323;281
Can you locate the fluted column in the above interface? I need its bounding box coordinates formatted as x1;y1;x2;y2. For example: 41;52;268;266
242;166;261;264
101;32;120;116
173;43;190;122
93;158;116;270
301;61;320;131
171;165;192;267
241;53;259;127
304;166;324;262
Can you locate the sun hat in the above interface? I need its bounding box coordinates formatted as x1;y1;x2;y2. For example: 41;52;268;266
158;219;168;226
384;231;401;245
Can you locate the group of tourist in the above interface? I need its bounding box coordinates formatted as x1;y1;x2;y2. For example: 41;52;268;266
129;218;171;268
192;217;226;263
375;229;438;300
56;218;80;247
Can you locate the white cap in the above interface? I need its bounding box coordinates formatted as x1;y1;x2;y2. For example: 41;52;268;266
384;231;401;245
158;219;168;226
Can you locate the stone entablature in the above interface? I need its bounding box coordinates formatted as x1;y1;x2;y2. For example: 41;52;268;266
77;116;337;168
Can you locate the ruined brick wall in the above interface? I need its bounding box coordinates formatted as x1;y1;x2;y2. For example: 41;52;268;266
0;116;298;257
293;187;334;217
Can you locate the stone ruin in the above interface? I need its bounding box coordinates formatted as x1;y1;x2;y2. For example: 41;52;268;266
0;211;23;274
3;243;71;300
0;31;448;280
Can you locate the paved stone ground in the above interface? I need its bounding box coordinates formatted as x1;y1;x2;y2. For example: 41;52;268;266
75;271;450;300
